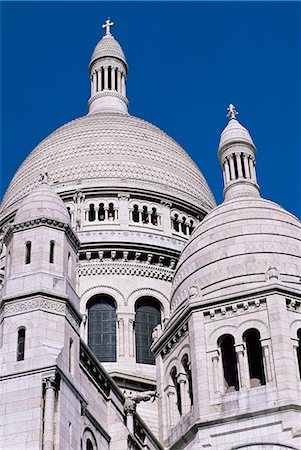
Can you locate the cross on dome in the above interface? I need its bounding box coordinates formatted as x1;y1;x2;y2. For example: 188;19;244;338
227;104;239;120
102;18;114;36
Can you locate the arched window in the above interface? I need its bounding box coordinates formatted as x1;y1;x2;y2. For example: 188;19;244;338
17;327;26;361
25;241;31;264
142;206;149;224
88;204;95;222
182;354;193;406
219;334;239;392
172;214;179;232
86;439;93;450
88;295;117;362
132;204;140;222
297;329;301;379
49;241;55;263
151;207;158;225
135;297;161;365
188;220;194;236
98;203;105;221
170;367;182;415
244;329;266;387
108;203;115;221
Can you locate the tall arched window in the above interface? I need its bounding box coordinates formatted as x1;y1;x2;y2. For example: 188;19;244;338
172;214;179;232
17;327;26;361
108;203;115;221
88;295;117;362
182;354;193;406
219;334;239;392
49;241;55;263
170;367;182;415
135;297;161;364
86;439;93;450
98;203;105;221
132;204;140;222
244;328;266;387
297;329;301;379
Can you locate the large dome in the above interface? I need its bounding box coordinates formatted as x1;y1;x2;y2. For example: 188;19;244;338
1;111;215;217
171;197;301;313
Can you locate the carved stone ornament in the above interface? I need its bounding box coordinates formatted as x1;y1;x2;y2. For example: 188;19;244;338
265;266;280;282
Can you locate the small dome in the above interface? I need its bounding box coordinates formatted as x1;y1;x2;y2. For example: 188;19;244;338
14;182;70;225
171;197;301;313
90;35;127;67
219;118;255;151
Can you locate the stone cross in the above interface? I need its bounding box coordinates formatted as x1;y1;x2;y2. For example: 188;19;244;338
227;103;239;120
102;18;114;35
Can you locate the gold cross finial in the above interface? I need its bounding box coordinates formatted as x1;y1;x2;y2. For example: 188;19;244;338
102;18;114;36
227;104;239;120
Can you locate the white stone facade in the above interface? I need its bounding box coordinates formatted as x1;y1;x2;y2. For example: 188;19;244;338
0;22;300;450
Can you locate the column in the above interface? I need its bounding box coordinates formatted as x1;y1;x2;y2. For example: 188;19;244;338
121;73;126;96
124;400;136;433
111;67;116;90
117;70;122;93
292;338;301;380
97;70;102;92
165;385;177;428
43;376;57;450
118;318;125;357
177;373;190;415
235;344;247;389
243;154;251;178
210;350;222;394
229;154;236;180
128;318;134;357
236;153;243;178
104;67;109;89
249;156;257;182
92;72;97;95
224;158;231;183
261;338;273;383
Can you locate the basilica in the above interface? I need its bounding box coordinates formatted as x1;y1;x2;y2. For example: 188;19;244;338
0;20;300;450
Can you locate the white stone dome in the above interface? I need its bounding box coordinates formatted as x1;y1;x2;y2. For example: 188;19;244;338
171;197;301;313
219;118;254;151
1;111;215;216
14;181;70;225
90;34;126;66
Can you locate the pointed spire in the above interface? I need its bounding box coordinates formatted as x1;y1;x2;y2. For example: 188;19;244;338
88;19;129;114
218;105;260;201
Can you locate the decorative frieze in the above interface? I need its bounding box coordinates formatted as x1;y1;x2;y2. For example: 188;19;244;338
160;322;188;359
286;298;301;312
203;298;266;322
78;261;174;281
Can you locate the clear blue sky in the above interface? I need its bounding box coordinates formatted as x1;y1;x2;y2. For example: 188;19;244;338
1;1;300;217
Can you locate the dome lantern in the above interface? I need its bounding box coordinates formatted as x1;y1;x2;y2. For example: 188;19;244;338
88;19;129;114
218;104;260;201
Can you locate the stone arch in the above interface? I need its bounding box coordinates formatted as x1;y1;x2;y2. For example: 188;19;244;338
290;319;301;338
165;355;181;385
80;285;125;315
238;318;270;341
207;324;239;349
127;288;169;318
232;444;299;450
81;427;98;450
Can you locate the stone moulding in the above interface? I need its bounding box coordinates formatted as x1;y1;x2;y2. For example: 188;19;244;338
78;261;174;281
1;296;81;331
203;298;267;322
88;90;129;107
286;298;301;312
3;217;80;251
160;322;189;359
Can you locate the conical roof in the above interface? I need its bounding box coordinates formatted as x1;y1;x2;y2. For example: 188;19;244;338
90;34;127;67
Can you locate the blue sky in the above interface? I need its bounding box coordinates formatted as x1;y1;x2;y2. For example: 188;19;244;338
1;1;300;217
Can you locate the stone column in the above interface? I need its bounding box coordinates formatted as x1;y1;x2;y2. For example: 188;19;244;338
261;338;273;384
118;194;130;228
249;156;257;182
111;67;116;90
117;70;122;93
92;72;97;95
128;318;135;358
243;154;251;178
124;399;136;434
224;158;231;183
165;385;177;428
118;318;125;357
104;67;109;89
210;349;222;395
235;344;247;389
121;73;126;96
177;373;190;415
43;376;57;450
292;338;301;380
236;153;243;177
160;201;172;234
229;154;236;180
97;69;102;92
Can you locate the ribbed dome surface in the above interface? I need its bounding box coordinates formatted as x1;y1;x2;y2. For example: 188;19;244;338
90;35;126;65
219;118;254;150
171;197;301;313
1;112;215;216
14;182;70;225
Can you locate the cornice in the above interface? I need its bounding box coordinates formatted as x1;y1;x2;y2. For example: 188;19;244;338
88;90;129;107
